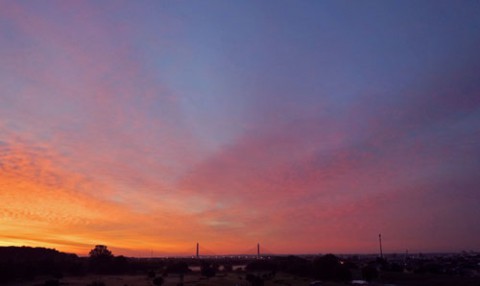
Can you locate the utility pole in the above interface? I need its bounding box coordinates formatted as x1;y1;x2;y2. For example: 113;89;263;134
257;243;260;258
404;249;408;270
196;242;199;259
378;234;383;259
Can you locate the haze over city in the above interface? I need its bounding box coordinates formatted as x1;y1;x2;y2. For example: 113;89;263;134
1;1;479;257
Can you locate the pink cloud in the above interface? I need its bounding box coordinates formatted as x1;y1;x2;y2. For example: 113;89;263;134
1;1;479;256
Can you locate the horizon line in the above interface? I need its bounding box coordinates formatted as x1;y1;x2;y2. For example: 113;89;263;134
2;245;477;258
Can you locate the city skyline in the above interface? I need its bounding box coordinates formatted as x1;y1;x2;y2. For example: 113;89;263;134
1;1;479;257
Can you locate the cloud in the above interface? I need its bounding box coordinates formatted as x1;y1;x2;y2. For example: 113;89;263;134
176;53;480;253
0;139;210;255
1;1;479;255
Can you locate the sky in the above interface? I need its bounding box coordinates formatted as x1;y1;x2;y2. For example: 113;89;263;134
1;0;480;257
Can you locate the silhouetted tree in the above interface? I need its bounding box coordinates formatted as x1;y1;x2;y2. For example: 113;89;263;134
89;245;113;258
88;245;113;274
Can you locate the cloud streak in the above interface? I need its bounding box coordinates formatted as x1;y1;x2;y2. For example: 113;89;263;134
1;1;479;255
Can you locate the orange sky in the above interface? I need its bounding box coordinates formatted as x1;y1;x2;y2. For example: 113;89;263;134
1;1;479;256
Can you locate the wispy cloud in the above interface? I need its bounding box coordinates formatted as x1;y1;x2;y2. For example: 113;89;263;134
1;1;479;255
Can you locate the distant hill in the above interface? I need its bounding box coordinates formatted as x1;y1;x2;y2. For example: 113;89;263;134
0;246;78;262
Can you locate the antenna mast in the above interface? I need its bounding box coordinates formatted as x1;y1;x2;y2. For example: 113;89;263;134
378;234;383;259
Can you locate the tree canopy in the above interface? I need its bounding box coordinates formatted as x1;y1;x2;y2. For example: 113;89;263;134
89;245;113;259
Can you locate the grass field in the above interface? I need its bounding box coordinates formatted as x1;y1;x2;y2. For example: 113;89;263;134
5;271;480;286
6;272;341;286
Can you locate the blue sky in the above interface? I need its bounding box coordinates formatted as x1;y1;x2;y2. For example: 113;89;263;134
0;0;479;255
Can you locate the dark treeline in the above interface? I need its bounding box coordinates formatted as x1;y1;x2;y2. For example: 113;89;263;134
0;246;164;284
2;246;479;286
0;246;80;283
244;254;354;284
0;246;354;285
0;246;77;262
0;246;354;284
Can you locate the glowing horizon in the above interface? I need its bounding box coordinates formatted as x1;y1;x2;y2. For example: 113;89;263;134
1;1;479;257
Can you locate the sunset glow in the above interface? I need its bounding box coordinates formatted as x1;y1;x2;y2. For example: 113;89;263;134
1;1;479;256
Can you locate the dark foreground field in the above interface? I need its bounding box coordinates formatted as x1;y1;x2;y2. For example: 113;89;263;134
1;272;315;286
3;271;480;286
1;247;479;286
